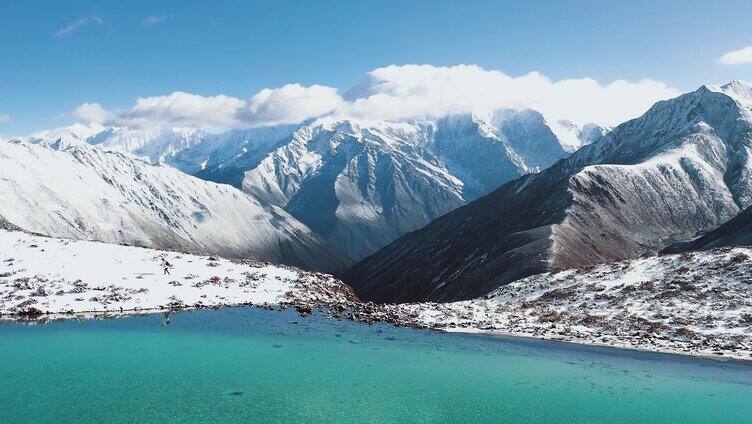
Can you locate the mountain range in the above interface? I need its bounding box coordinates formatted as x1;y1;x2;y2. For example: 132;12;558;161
7;109;602;261
343;81;752;302
4;80;752;307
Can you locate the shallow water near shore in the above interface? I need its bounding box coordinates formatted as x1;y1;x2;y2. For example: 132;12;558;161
1;308;751;423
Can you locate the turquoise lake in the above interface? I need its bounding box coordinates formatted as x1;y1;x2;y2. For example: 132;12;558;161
1;308;751;423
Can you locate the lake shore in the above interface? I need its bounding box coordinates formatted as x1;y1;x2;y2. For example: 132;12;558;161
3;301;752;364
2;229;751;363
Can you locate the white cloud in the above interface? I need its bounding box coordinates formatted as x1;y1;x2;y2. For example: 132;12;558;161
72;64;680;129
236;84;345;126
719;46;752;65
55;16;103;37
0;114;9;123
126;92;245;127
341;65;679;126
76;85;343;130
143;15;166;26
73;103;112;124
74;94;245;129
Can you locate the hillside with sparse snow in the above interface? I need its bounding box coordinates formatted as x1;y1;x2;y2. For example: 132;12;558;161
0;230;356;319
364;247;752;360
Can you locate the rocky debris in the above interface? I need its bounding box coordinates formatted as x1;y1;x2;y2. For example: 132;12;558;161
342;247;752;360
295;305;312;316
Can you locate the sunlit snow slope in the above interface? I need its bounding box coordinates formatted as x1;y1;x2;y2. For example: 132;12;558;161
0;140;351;271
0;230;355;317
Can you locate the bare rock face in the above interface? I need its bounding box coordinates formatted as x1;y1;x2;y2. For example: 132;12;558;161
664;204;752;253
343;82;752;303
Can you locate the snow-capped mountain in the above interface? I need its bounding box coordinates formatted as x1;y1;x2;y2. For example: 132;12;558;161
192;124;298;187
16;123;297;187
546;119;609;152
0;139;351;272
242;111;600;259
14;108;601;261
87;126;212;172
90;125;300;188
343;81;752;302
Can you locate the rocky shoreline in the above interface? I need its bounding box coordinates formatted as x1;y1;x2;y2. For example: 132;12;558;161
3;230;751;362
5;299;752;363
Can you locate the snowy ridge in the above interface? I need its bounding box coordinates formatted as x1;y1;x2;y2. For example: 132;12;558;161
0;230;356;319
87;126;212;172
17;122;106;150
83;125;298;188
0;139;351;272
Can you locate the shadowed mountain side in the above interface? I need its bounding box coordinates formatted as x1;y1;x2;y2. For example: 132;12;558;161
343;82;752;303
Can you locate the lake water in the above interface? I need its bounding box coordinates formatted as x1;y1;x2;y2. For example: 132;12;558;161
1;308;750;423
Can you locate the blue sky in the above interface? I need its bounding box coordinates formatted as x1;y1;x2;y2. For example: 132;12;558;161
2;0;752;134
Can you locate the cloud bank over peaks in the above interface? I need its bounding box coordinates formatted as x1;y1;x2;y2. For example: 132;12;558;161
75;92;245;129
341;65;679;126
73;65;680;130
236;84;345;126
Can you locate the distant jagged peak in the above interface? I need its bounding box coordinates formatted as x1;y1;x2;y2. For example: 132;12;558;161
581;122;611;140
16;122;106;150
543;117;596;153
706;80;752;106
310;116;427;138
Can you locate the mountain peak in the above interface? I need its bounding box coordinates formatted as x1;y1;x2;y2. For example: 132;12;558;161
703;80;752;106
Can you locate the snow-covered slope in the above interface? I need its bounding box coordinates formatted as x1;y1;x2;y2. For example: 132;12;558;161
0;230;356;318
0;139;351;272
344;81;752;302
545;119;608;152
375;247;752;360
242;111;598;259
